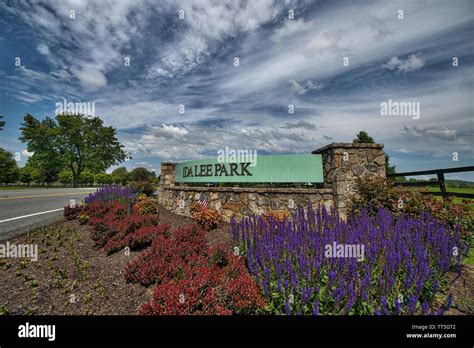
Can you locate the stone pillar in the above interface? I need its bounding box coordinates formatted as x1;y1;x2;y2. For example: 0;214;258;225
312;143;386;219
160;162;176;188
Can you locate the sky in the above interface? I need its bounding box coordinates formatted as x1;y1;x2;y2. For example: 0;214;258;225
0;0;473;180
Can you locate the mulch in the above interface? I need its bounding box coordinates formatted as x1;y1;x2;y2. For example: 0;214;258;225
445;264;474;315
0;204;233;315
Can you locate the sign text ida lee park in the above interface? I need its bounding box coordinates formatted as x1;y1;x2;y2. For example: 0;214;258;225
159;142;386;221
176;154;324;183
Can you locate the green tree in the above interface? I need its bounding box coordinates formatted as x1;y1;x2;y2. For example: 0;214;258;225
104;173;113;185
19;113;128;187
353;131;397;176
94;173;110;186
130;167;155;182
59;171;73;187
23;155;60;187
19;166;33;187
111;166;129;185
0;148;20;185
353;131;375;144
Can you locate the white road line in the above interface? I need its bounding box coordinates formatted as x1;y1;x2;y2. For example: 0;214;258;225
0;208;64;223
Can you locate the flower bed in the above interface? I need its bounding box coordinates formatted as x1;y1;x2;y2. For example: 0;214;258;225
231;205;461;315
68;186;265;315
65;185;465;315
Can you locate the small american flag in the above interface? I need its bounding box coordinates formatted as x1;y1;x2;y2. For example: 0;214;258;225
198;193;208;209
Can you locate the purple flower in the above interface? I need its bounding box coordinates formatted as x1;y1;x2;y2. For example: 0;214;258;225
230;205;459;316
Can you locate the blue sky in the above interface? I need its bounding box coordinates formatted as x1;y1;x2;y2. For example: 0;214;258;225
0;0;473;180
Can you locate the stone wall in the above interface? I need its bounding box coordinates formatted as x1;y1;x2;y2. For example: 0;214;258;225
312;143;386;219
159;142;385;221
159;186;334;222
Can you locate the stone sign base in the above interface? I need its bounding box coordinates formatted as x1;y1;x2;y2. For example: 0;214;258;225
159;186;334;222
159;142;385;221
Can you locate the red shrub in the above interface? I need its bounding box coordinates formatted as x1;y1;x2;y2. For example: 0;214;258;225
88;201;160;250
220;255;266;314
63;205;82;220
103;224;170;255
172;224;206;243
85;201;127;219
124;234;208;285
208;244;266;314
136;235;265;314
139;266;232;315
89;215;117;247
139;257;265;315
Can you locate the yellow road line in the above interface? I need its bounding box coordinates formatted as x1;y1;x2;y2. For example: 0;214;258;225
0;191;95;200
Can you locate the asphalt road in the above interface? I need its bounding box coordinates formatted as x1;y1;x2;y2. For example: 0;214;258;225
0;188;96;241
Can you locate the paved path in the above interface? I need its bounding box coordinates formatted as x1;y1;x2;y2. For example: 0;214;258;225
0;188;96;241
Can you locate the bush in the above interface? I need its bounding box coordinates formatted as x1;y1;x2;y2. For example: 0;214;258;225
134;196;159;215
139;267;230;315
348;176;473;247
86;201;161;252
190;202;222;231
124;225;208;285
129;181;155;196
138;244;265;315
63;204;82;220
104;224;170;255
84;201;128;220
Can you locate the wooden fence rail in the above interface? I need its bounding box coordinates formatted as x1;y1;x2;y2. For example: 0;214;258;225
387;166;474;199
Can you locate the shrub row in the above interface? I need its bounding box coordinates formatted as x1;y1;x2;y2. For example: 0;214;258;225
126;225;265;315
65;186;264;315
65;195;165;255
348;176;473;247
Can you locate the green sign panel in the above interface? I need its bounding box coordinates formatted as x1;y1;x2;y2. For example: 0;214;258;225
175;154;324;183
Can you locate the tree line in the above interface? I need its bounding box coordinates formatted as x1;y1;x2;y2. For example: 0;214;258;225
0;113;157;187
0;113;399;187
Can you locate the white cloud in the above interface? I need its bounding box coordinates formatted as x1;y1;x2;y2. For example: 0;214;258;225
36;43;50;55
303;30;347;57
272;19;312;42
383;53;425;73
71;67;107;91
160;124;189;137
397;148;413;154
148;0;293;78
288;79;323;94
401;126;457;141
